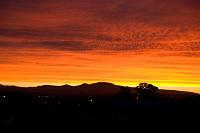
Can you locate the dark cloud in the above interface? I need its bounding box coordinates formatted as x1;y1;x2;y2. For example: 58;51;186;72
36;41;95;51
0;0;200;53
0;41;95;51
175;0;200;8
88;0;200;26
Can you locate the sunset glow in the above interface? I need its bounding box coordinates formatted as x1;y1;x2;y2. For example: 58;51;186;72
0;0;200;93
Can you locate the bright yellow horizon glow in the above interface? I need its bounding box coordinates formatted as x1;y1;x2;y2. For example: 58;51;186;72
1;81;200;94
0;50;200;93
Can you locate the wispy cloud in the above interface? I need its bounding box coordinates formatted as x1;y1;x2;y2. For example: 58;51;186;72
0;0;200;91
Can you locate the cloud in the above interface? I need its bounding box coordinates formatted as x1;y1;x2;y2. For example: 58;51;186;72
0;0;200;91
0;0;200;53
34;41;95;51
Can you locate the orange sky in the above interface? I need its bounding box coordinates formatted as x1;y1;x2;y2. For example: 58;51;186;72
0;0;200;93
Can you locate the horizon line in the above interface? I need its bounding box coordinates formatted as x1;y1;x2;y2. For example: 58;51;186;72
1;81;200;94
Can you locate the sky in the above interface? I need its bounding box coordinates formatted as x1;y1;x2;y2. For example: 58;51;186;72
0;0;200;93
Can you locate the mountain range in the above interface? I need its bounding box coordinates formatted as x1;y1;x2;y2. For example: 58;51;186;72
0;82;199;99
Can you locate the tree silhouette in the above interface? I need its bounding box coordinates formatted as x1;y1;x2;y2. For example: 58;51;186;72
136;83;159;100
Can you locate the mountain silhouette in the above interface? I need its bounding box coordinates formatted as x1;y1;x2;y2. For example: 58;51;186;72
0;82;200;130
0;82;121;96
0;82;198;98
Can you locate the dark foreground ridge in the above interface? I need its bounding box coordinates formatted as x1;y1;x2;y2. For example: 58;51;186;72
0;82;200;130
